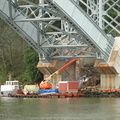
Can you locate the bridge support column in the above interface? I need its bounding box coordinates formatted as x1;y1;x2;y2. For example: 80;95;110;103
37;59;81;89
100;74;120;89
95;37;120;90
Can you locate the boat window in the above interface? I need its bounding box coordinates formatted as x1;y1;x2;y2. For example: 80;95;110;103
13;82;18;85
5;81;19;85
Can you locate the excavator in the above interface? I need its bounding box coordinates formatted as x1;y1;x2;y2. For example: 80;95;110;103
39;59;79;90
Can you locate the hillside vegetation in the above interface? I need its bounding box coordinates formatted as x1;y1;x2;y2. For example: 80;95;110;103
0;19;43;85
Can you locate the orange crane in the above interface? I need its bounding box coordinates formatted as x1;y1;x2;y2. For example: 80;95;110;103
39;59;79;89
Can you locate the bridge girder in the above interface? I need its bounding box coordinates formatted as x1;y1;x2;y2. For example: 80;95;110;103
0;0;119;63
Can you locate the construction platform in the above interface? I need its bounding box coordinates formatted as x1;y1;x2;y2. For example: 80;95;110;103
9;93;85;98
8;90;120;98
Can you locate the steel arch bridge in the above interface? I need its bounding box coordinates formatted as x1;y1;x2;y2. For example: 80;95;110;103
0;0;119;63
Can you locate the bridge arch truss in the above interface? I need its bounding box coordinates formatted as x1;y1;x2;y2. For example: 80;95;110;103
0;0;119;63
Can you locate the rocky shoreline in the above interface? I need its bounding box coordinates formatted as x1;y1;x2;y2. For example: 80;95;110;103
83;91;120;97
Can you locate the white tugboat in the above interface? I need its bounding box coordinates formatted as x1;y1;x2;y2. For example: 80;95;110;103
1;81;19;96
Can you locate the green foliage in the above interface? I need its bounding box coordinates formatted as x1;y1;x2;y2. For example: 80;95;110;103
17;45;43;85
18;0;39;5
0;19;26;83
0;65;8;83
0;19;43;85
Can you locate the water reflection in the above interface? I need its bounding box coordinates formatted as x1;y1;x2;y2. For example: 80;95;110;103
0;97;120;120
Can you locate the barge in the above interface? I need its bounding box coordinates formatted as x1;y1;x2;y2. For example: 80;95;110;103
9;93;85;98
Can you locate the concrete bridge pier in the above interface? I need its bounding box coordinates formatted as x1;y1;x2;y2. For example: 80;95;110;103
95;37;120;90
100;74;120;89
37;59;81;89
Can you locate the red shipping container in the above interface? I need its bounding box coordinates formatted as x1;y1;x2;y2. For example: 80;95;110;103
58;81;79;93
68;82;79;93
58;81;67;93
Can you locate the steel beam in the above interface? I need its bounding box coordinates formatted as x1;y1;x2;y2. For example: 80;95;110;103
0;0;119;63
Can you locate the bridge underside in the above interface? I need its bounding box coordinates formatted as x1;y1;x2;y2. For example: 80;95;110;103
0;0;120;89
37;37;120;90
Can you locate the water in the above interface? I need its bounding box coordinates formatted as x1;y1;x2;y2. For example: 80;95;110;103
0;97;120;120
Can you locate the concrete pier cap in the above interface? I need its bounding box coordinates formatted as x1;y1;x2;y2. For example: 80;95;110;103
95;37;120;90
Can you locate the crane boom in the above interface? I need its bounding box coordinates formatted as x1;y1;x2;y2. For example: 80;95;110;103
45;59;79;82
40;59;79;89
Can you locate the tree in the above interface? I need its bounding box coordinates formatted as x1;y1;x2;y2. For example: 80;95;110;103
0;19;43;85
18;45;43;85
0;19;26;83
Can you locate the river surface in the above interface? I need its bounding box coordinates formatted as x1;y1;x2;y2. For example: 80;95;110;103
0;97;120;120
